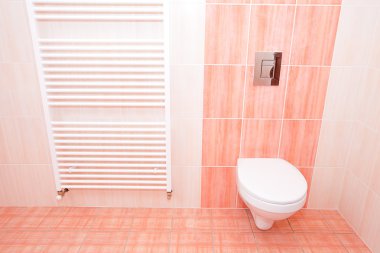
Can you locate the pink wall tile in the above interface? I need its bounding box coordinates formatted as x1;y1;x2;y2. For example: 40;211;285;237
236;194;248;208
202;119;241;166
251;0;296;3
279;120;322;167
201;167;237;208
291;6;340;65
297;0;342;4
240;119;282;158
205;5;250;64
207;0;251;3
204;66;245;118
244;66;288;119
299;167;314;207
248;5;295;65
285;67;330;119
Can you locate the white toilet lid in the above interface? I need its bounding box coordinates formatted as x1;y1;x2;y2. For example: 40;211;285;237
237;158;307;205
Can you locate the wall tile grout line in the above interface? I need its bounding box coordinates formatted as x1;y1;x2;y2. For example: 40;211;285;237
236;0;253;209
276;1;298;159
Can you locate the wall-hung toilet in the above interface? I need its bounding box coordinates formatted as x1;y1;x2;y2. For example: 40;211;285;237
237;158;307;230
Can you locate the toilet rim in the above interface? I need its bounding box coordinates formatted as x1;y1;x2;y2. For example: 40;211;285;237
237;182;307;214
237;176;307;205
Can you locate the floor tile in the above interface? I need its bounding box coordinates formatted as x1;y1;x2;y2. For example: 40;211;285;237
0;207;372;253
254;233;298;247
257;246;303;253
172;217;213;231
83;231;128;245
131;217;172;231
78;245;125;253
213;217;251;231
41;245;80;253
0;245;45;253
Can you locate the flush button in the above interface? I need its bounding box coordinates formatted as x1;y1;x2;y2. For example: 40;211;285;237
260;60;275;78
254;52;282;86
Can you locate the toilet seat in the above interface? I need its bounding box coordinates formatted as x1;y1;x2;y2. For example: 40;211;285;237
237;158;307;213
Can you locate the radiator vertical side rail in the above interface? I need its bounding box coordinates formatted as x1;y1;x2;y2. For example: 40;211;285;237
25;0;62;191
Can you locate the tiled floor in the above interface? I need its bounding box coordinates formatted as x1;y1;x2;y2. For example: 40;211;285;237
0;207;371;253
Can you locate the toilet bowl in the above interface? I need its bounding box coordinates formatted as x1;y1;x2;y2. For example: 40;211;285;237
237;158;307;230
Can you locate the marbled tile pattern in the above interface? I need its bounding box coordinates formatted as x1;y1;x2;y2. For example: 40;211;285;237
202;0;341;208
0;207;370;252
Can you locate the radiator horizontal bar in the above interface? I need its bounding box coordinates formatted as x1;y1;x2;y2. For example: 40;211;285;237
47;88;164;94
48;95;165;100
59;168;165;173
35;15;163;21
33;0;164;4
55;146;165;150
44;74;165;80
54;140;165;144
34;7;163;14
58;163;165;168
60;179;165;184
57;157;166;161
61;185;166;190
42;60;164;66
48;102;165;107
44;67;164;73
53;133;165;138
45;81;164;87
56;151;165;156
52;121;165;126
40;45;163;51
60;174;166;179
39;38;164;43
52;127;164;132
41;52;164;58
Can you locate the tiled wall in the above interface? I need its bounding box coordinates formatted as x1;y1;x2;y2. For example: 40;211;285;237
201;0;341;208
0;0;205;208
309;0;380;251
0;0;57;206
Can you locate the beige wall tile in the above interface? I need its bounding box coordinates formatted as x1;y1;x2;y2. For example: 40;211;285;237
308;166;345;209
171;65;204;119
315;121;353;168
172;118;203;167
170;1;205;65
0;63;44;118
339;171;369;231
332;5;378;66
346;123;378;186
358;190;380;250
322;67;363;121
0;117;51;164
0;164;57;206
0;1;34;63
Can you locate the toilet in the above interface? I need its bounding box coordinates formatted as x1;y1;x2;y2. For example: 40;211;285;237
237;158;307;230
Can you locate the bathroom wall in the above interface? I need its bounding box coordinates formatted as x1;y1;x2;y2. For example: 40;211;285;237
0;0;205;207
0;0;58;206
309;0;380;251
201;0;341;208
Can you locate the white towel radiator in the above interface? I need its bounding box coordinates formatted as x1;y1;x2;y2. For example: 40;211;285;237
26;0;172;197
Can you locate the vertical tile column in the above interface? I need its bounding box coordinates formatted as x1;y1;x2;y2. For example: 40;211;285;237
202;0;341;208
0;0;57;206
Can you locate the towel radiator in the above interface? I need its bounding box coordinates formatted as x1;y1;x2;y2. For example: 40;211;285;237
26;0;172;197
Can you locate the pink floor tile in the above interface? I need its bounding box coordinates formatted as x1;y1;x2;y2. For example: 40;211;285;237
41;245;81;253
0;207;372;252
257;246;303;253
78;245;125;253
172;217;213;231
212;217;252;231
82;231;128;245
